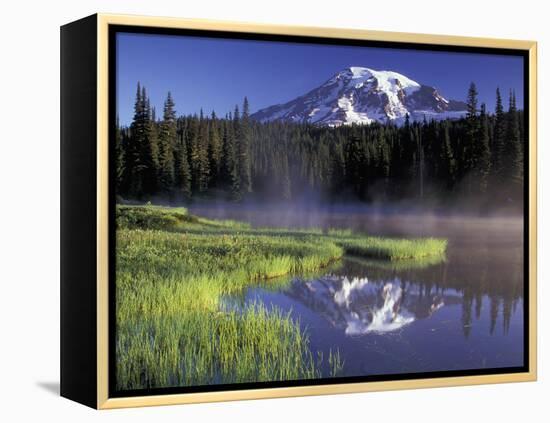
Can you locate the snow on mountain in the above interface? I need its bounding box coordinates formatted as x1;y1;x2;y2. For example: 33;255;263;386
251;67;467;126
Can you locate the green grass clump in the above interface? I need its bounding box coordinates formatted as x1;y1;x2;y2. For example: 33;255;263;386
116;205;197;230
117;305;322;389
333;236;448;261
345;254;446;271
116;221;344;390
115;204;446;390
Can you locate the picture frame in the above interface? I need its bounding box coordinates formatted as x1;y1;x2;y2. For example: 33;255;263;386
60;13;537;409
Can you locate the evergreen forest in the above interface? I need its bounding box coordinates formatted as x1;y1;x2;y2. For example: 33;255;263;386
115;83;524;209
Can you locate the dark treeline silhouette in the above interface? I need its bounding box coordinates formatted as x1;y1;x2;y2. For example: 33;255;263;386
340;244;523;338
116;82;524;209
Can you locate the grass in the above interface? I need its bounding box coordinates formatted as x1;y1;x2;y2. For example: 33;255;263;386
117;304;322;388
117;205;447;261
332;236;447;261
344;254;446;272
115;204;447;390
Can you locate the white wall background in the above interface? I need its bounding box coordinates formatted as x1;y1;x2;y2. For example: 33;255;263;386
1;0;547;421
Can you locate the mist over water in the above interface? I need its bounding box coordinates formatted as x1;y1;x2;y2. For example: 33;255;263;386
188;201;523;239
207;203;525;377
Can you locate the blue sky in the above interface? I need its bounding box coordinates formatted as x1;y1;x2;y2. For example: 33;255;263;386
116;32;524;125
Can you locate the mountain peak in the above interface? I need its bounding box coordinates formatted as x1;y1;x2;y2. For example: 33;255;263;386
251;67;466;126
344;66;418;88
346;66;374;78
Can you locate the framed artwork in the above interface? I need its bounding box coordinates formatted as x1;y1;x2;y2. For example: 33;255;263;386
60;13;537;409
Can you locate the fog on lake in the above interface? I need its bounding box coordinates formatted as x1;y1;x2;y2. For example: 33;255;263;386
192;204;525;377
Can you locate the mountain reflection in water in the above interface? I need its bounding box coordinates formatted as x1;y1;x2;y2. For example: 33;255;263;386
210;210;525;376
287;275;457;335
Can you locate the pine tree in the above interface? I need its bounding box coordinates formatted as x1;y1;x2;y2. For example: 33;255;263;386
505;90;523;192
239;97;253;193
188;114;201;192
345;134;365;197
127;83;156;197
149;106;160;176
463;82;479;194
440;120;456;189
176;133;192;199
280;153;292;200
492;87;506;180
158;92;177;193
208;111;223;186
114;115;125;192
466;82;478;120
197;110;210;192
413;126;425;199
476;103;491;193
220;117;231;183
126;82;143;196
230;106;242;200
141;88;157;195
329;141;346;194
378;129;391;179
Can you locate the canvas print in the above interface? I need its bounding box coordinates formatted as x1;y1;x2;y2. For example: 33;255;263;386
112;30;526;394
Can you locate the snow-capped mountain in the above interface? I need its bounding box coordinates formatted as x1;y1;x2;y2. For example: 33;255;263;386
251;67;467;126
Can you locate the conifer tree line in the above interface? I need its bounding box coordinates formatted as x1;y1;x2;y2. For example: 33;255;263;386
116;82;524;206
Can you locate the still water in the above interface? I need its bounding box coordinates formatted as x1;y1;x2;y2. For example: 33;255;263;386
191;205;525;377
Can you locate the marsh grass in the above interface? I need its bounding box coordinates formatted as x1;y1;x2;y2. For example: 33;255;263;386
332;236;448;260
116;304;322;389
115;205;446;390
345;254;446;272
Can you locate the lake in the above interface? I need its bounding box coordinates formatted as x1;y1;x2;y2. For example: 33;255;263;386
190;205;525;378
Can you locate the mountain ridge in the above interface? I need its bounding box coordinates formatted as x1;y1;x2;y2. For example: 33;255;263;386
251;67;468;126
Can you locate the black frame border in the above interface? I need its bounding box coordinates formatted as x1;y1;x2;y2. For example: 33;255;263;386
107;24;530;399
